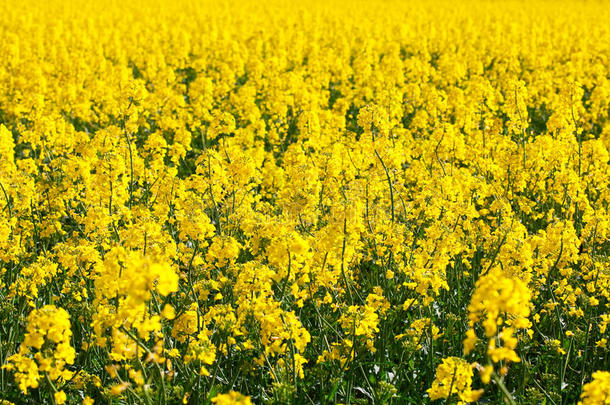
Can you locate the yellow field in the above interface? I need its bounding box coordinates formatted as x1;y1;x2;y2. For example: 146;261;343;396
0;0;609;403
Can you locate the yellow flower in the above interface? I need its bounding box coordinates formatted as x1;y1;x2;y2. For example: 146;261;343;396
3;306;74;393
427;357;483;403
110;382;131;396
465;269;531;369
580;371;610;405
162;304;176;320
54;391;67;405
463;329;477;355
211;391;252;405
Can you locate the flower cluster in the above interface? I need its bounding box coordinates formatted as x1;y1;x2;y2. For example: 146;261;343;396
427;357;483;404
580;371;610;405
2;305;75;402
0;0;609;403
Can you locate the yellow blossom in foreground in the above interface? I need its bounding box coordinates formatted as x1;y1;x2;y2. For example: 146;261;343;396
580;371;610;405
0;0;609;402
211;391;253;405
466;268;532;338
427;357;483;404
3;306;75;393
54;391;67;405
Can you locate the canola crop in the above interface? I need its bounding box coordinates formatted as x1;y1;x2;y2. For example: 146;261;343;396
0;0;609;403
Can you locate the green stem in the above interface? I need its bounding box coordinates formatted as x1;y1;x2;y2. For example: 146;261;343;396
374;149;395;222
120;327;167;405
492;372;517;405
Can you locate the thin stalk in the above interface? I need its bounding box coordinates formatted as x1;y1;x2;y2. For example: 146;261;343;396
492;372;517;405
375;149;395;222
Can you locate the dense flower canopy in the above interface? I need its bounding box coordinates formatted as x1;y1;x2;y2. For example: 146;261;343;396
0;0;609;403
